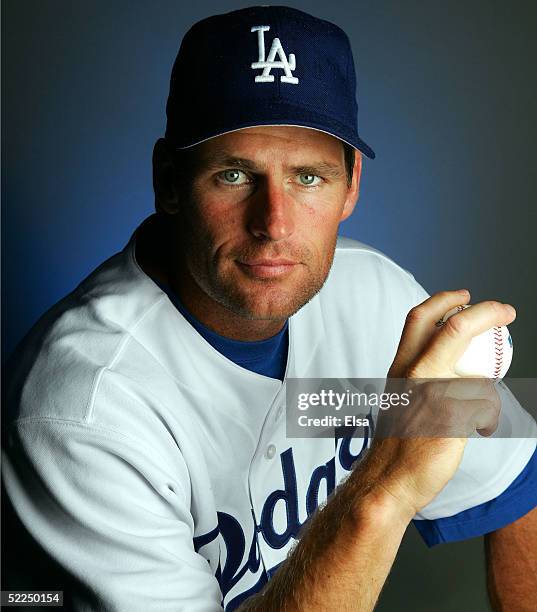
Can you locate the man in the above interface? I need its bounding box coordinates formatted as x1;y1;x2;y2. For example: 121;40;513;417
2;6;536;611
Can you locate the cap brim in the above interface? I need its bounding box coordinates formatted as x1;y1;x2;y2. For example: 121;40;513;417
174;123;375;160
167;103;375;159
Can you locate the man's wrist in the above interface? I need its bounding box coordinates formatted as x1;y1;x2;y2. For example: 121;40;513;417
346;460;417;533
354;485;415;533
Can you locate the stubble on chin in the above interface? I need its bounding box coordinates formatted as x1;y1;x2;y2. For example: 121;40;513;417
198;238;339;321
179;205;340;321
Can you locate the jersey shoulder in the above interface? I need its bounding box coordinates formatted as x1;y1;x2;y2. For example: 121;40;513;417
329;235;429;303
4;239;168;426
335;235;416;275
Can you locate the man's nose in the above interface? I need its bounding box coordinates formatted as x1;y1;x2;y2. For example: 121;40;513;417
247;180;295;241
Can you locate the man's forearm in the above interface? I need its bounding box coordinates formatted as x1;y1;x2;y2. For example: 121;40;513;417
485;505;537;612
238;453;413;611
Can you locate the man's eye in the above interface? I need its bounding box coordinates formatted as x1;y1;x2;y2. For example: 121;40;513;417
218;169;249;185
298;174;322;187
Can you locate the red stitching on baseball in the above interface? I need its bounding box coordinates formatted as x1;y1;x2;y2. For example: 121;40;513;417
493;327;503;378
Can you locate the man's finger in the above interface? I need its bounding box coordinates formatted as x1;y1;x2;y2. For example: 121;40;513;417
411;300;516;378
461;398;501;436
443;377;498;402
389;290;471;378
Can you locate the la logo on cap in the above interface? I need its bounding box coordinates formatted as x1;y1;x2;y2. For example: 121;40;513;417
250;25;299;84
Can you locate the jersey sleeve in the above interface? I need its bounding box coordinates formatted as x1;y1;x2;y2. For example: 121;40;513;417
413;443;537;546
1;417;223;611
406;279;537;546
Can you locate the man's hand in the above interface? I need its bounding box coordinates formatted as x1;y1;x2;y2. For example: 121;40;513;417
365;290;517;518
388;290;516;379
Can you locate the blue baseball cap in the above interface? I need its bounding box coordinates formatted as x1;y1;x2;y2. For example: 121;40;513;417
165;5;375;159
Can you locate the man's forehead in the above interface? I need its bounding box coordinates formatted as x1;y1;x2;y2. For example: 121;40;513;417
200;125;343;149
191;126;347;171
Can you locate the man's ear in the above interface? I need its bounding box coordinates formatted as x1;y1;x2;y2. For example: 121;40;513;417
152;138;180;215
340;150;362;222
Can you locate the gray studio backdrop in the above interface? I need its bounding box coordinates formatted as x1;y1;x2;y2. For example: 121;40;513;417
3;1;537;611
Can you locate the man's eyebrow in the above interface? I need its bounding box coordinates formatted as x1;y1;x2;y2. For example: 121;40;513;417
200;152;345;178
202;154;259;172
290;162;345;179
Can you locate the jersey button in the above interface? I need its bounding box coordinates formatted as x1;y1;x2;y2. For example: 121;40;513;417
265;444;277;460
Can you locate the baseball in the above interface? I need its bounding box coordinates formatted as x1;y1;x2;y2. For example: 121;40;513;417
437;304;513;379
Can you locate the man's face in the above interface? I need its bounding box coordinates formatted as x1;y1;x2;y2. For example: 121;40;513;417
171;126;360;323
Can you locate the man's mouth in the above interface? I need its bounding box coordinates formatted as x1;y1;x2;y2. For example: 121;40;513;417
237;258;299;279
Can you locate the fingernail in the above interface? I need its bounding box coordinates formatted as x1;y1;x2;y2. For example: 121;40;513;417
503;304;516;317
457;289;470;295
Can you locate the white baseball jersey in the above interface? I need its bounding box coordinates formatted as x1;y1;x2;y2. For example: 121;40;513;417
3;220;536;611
